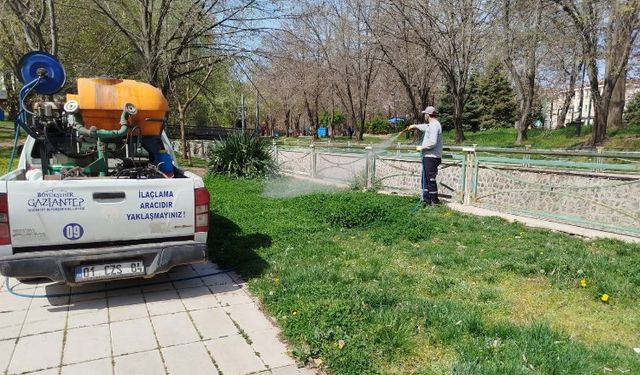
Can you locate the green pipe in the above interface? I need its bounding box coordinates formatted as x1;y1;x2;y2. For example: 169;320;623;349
96;108;130;138
94;107;132;175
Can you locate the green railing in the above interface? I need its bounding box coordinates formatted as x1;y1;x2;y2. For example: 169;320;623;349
275;141;640;238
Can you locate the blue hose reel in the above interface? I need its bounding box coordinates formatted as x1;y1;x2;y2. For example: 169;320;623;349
17;51;66;95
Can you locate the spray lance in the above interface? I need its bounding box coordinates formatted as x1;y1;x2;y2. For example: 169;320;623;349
398;125;423;152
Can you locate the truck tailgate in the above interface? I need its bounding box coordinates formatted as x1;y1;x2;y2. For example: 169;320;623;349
7;178;195;248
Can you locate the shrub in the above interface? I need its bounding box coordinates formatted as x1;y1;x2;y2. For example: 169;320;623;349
624;91;640;127
304;192;394;228
207;132;275;178
365;117;393;134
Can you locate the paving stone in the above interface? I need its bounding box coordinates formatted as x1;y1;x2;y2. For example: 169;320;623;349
67;299;109;329
21;305;68;336
105;278;144;297
224;303;274;333
26;368;59;375
151;312;199;347
249;328;295;368
168;266;199;280
215;290;254;306
140;274;174;293
67;310;108;329
144;289;185;316
202;273;239;293
4;278;38;291
69;283;107;303
297;368;318;375
32;283;71;307
192;262;222;276
0;310;28;340
0;265;301;375
61;357;112;375
205;334;267;375
172;277;205;290
0;338;16;373
0;290;33;312
178;286;219;311
108;293;148;322
8;331;63;374
63;324;111;365
189;307;238;339
110;318;157;356
271;365;307;375
69;297;108;314
161;342;218;375
114;349;166;375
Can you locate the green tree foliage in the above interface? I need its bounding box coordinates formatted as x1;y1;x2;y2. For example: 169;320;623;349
623;91;640;127
437;81;455;130
179;62;240;128
365;117;393;134
476;62;518;129
438;64;517;132
464;74;482;132
319;110;346;127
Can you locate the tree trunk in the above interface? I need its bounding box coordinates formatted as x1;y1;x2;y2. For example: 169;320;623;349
515;105;529;145
556;93;573;129
357;117;365;141
178;106;190;163
452;87;466;144
557;63;581;129
304;95;317;139
607;67;626;129
284;108;291;137
294;114;301;136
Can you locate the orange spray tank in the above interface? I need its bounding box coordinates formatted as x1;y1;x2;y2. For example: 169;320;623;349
66;78;168;135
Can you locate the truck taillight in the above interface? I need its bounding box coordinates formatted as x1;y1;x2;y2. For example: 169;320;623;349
194;187;210;233
0;193;10;245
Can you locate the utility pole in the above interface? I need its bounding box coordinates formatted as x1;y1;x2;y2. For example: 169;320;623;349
255;88;260;132
576;63;586;137
241;94;246;130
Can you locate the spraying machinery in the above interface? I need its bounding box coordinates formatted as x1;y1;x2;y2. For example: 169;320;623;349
0;52;210;284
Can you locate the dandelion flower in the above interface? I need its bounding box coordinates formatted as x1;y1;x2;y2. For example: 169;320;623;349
601;294;610;303
579;279;587;288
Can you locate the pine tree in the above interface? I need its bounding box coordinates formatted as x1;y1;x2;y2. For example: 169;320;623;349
623;91;640;127
464;73;482;132
437;81;455;130
477;62;518;129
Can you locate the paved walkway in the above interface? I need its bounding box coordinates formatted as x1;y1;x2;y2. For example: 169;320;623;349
448;203;640;243
0;262;316;375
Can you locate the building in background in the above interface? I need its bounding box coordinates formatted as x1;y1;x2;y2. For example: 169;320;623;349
0;75;7;100
546;79;640;128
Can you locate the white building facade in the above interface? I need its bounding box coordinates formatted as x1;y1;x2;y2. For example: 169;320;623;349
546;79;640;128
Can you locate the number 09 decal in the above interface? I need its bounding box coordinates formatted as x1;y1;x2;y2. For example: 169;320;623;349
63;223;84;241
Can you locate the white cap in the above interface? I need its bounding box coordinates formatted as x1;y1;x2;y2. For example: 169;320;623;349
421;106;437;115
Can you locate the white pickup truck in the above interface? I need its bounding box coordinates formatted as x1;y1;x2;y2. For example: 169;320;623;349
0;133;209;284
0;52;211;284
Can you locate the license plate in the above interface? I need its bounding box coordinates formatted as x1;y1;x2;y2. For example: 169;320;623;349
75;261;145;282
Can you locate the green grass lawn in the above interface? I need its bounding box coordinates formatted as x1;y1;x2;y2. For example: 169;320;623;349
279;135;390;145
175;154;208;169
278;125;640;150
0;147;15;173
206;175;640;374
442;125;640;150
